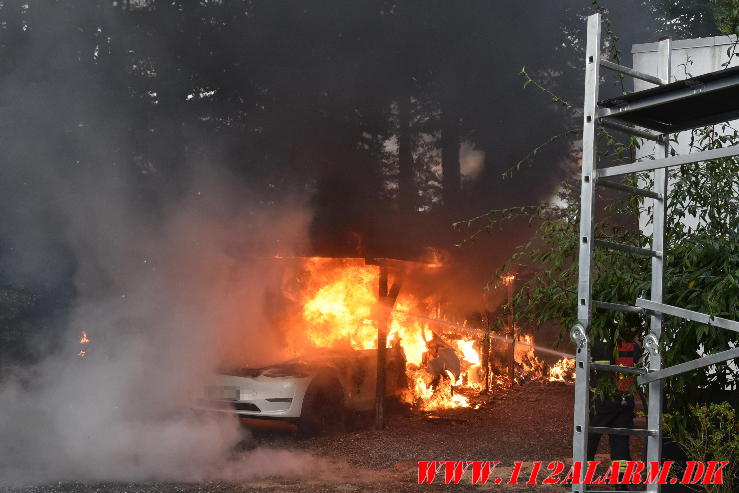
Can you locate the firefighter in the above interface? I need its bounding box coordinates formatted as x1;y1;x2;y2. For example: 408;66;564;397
587;324;643;467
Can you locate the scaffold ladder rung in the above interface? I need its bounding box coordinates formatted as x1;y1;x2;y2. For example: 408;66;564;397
599;118;663;141
589;426;657;437
637;347;739;385
590;363;647;375
596;178;663;199
597;144;739;178
592;300;645;314
635;298;739;333
593;239;661;257
599;58;664;85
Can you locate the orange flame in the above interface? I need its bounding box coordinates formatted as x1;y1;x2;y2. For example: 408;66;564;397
77;330;90;358
301;262;378;349
548;357;576;382
277;258;565;410
409;374;469;410
514;334;546;378
285;257;478;409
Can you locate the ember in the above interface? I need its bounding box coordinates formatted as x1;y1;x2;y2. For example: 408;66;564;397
509;335;576;384
77;330;90;358
548;357;576;383
275;257;562;411
282;257;474;409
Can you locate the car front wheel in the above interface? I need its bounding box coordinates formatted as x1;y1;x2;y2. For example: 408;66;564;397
298;374;346;437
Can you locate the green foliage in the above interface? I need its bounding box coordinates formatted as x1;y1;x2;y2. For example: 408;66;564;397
710;0;739;35
591;373;622;404
489;124;738;411
457;13;739;414
664;402;739;493
656;123;739;402
500;126;581;180
519;67;576;111
641;0;719;38
452;204;547;248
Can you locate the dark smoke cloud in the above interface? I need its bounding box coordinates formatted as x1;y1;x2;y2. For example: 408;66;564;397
0;0;715;484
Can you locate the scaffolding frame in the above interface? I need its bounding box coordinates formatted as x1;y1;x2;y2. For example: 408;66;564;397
571;14;739;493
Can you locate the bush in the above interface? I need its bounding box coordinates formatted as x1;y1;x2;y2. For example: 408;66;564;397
665;402;739;493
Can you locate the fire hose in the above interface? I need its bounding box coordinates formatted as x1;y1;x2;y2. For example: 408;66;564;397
388;308;576;360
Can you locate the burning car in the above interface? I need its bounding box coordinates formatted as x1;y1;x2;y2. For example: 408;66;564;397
200;336;461;435
196;256;481;433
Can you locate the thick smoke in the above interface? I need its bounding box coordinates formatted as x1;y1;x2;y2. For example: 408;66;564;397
0;4;322;483
0;0;713;485
0;169;325;484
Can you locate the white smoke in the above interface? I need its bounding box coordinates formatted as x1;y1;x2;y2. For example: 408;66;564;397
0;3;338;482
0;176;323;485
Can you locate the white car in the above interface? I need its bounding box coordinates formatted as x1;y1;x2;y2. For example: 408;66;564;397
199;345;408;435
199;337;461;435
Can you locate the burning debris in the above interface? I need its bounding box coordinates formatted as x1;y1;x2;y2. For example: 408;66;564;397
279;256;486;410
287;256;577;399
513;335;576;384
548;357;576;383
202;256;575;429
77;330;90;358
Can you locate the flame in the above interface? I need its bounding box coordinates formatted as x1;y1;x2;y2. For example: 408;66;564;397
511;333;575;383
277;258;567;411
77;330;90;358
514;334;536;362
455;338;483;390
406;369;469;410
514;334;546;380
548;357;576;382
420;247;445;269
284;257;478;409
456;339;480;365
302;262;378;349
387;301;431;366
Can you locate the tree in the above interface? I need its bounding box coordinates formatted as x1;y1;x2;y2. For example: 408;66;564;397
1;0;723;352
710;0;739;35
456;5;739;416
0;285;38;367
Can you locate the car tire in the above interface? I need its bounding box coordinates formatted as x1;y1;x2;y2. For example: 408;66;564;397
298;373;346;437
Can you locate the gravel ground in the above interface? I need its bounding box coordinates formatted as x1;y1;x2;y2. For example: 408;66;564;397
7;382;607;493
284;381;576;468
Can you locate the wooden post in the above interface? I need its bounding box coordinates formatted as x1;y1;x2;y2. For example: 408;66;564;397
375;265;389;430
506;276;515;384
481;311;491;393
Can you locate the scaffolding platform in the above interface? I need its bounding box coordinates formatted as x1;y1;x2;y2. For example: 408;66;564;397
598;65;739;133
570;14;739;493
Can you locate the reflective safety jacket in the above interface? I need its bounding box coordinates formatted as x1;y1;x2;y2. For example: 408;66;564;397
591;339;642;394
615;341;639;393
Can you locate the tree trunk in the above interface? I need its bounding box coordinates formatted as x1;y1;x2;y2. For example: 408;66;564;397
375;266;389;430
397;95;416;214
441;102;460;210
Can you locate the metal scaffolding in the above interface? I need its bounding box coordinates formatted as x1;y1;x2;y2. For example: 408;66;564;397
571;13;739;493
